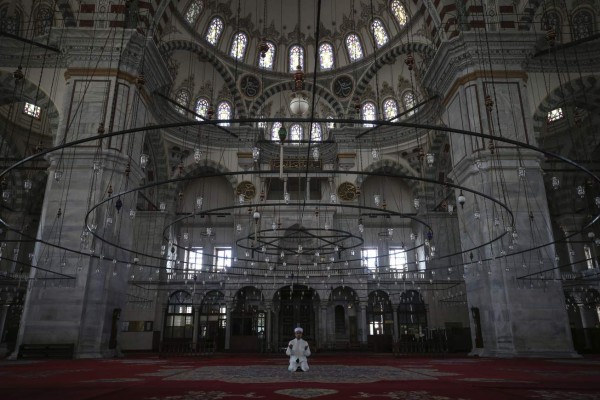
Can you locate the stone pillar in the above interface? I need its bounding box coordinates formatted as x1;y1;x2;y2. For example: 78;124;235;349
265;304;272;352
0;304;9;342
192;307;200;350
0;304;9;358
392;302;399;342
320;304;328;347
360;303;368;343
10;29;171;359
423;32;576;357
224;304;232;350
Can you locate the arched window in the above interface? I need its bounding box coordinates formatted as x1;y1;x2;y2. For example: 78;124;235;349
319;42;335;70
370;19;389;48
541;11;561;42
230;32;248;60
258;41;276;70
198;291;226;342
383;98;399;121
184;0;204;24
310;123;322;141
164;291;194;340
271;121;282;141
205;17;224;45
0;7;20;34
367;290;393;335
34;6;53;36
290;123;303;144
217;101;232;126
402;91;416;116
195;97;210;120
572;10;594;41
398;290;427;337
345;33;364;62
175;89;191;115
361;102;376;127
391;0;408;27
289;45;304;72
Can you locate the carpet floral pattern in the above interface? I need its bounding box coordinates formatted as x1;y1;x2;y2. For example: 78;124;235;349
164;365;456;383
2;355;600;400
353;391;468;399
274;388;339;398
145;391;264;400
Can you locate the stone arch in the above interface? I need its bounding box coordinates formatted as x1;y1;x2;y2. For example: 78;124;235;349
159;40;247;119
174;156;238;195
362;158;420;192
532;74;600;137
248;80;344;118
351;41;437;114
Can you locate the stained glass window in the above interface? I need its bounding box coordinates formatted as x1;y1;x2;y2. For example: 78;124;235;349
310;123;322;141
230;32;248;60
547;108;564;123
383;98;399;121
217;101;231;126
258;41;276;70
345;33;364;62
290;124;303;144
391;0;408;27
362;102;376;127
402;91;416;116
541;11;561;42
184;0;203;24
205;17;224;45
34;6;53;36
271;121;282;141
0;7;20;34
370;19;389;48
23;103;41;119
195;97;210;120
572;10;594;41
175;89;190;115
289;45;304;72
319;42;334;70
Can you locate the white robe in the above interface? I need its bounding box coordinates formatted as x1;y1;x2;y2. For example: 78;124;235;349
286;338;311;372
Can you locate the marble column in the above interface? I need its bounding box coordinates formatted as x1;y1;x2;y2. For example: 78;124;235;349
423;32;576;357
10;29;171;359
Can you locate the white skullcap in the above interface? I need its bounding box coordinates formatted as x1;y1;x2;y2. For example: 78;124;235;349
294;327;303;333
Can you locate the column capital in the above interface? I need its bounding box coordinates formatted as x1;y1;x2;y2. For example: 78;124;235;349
422;32;539;101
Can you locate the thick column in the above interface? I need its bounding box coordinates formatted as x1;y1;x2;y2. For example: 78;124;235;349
11;29;170;359
423;32;576;357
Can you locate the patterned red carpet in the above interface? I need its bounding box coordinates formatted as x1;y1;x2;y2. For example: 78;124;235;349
1;353;600;399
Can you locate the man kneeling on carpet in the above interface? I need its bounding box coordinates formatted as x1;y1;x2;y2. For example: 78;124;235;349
286;327;311;372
